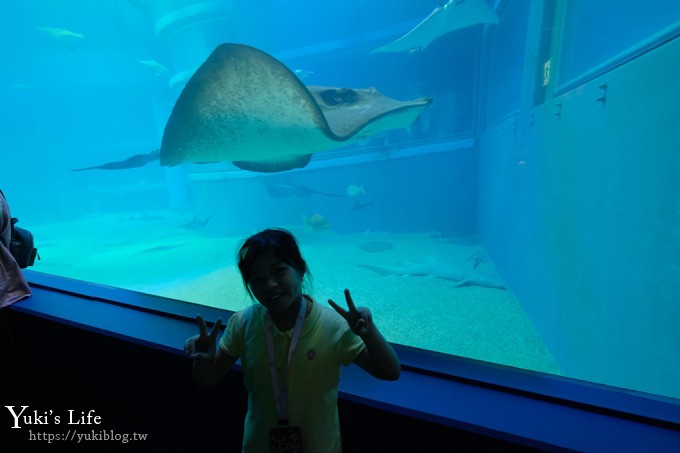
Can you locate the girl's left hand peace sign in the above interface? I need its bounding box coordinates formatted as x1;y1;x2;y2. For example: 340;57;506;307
329;288;372;336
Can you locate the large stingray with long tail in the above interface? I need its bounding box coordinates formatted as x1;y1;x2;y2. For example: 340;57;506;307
73;43;431;174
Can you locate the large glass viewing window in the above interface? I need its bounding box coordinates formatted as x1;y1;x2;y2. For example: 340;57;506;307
1;0;679;405
556;0;680;90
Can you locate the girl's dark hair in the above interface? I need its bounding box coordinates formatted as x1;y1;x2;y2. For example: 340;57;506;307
237;228;309;298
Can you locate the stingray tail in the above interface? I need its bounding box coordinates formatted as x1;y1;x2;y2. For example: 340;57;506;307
71;149;160;171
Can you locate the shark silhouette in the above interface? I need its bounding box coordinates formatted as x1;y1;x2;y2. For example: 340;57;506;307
359;258;506;290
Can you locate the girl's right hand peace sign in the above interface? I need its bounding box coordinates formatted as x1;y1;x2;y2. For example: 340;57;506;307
184;314;222;360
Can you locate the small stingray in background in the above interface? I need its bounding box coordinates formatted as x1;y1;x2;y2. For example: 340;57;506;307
180;215;211;230
371;0;499;54
259;175;345;198
141;244;185;253
359;241;394;253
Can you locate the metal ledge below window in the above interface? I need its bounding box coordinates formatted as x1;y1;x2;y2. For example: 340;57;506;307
10;270;680;452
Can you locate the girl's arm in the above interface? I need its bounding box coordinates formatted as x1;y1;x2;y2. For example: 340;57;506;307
329;289;401;380
192;347;237;388
352;320;401;380
185;315;238;387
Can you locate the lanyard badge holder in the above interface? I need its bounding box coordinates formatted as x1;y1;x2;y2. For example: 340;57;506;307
266;300;306;453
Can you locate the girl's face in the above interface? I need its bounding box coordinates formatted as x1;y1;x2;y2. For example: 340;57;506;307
247;251;303;313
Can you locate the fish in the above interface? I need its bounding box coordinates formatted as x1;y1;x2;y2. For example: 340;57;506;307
302;214;330;232
72;43;431;174
137;59;170;77
346;184;366;197
71;150;160;171
36;27;85;41
160;43;432;172
359;258;506;290
180;215;211;230
259;175;345;198
371;0;499;54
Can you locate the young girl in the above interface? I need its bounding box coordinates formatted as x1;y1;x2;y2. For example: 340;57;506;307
184;228;400;452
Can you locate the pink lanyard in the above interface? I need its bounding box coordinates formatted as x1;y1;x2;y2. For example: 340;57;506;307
265;299;306;424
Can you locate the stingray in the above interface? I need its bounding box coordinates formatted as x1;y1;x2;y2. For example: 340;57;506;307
259;175;345;198
359;258;506;290
161;43;431;172
72;44;430;173
371;0;499;54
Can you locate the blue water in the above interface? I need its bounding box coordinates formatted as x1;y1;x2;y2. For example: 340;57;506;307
1;0;477;222
1;1;679;400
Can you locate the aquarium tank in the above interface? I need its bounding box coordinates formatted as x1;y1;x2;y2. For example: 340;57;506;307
1;0;679;401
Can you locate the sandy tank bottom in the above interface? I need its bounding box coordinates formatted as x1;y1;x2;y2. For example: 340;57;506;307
29;212;562;376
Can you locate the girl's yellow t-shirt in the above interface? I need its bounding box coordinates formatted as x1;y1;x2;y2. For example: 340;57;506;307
220;296;365;453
